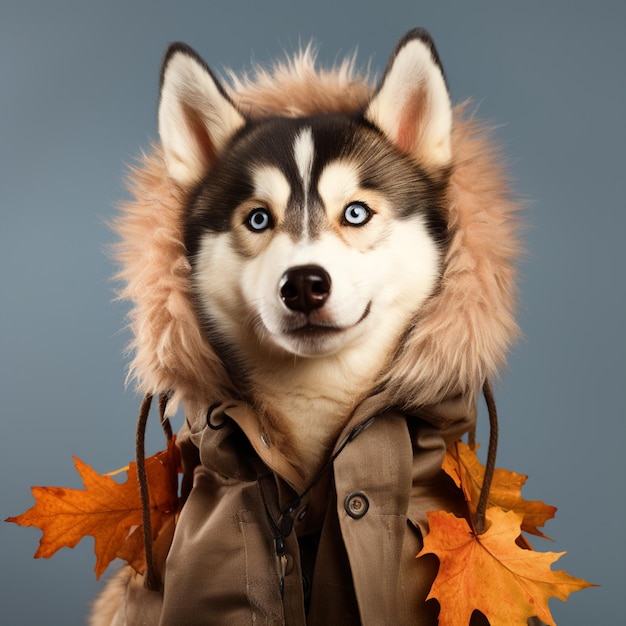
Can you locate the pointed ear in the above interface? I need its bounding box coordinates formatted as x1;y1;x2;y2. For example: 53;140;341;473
365;29;452;170
158;43;246;187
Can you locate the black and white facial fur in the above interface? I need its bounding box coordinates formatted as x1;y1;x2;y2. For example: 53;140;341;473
158;30;453;476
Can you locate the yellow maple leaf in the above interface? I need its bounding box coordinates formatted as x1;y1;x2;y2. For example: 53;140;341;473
419;508;595;626
6;438;180;579
443;441;557;538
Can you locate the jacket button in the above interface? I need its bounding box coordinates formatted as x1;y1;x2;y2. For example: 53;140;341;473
344;492;369;519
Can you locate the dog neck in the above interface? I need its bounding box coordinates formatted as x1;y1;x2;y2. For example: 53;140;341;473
247;335;396;480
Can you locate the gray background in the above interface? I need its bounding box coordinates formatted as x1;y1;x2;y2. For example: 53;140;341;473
1;1;624;624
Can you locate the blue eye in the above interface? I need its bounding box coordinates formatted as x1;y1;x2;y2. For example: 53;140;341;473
246;208;272;232
343;202;372;226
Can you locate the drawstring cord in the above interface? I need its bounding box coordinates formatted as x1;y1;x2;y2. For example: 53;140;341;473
473;379;499;535
158;392;173;440
136;391;172;592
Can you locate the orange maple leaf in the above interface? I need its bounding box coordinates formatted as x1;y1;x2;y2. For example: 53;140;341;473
420;508;595;626
6;438;180;579
442;441;557;538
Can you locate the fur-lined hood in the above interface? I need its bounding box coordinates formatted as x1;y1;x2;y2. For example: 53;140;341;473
114;48;520;415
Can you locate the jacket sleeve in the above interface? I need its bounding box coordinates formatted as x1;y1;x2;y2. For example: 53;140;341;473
408;394;477;534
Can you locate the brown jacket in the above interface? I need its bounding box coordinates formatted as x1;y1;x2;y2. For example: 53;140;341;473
93;47;521;626
100;393;475;625
166;393;476;625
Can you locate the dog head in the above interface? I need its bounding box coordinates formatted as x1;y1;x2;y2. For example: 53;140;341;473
158;30;452;364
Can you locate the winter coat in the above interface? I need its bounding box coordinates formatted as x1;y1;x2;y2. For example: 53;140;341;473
99;392;475;626
167;393;478;625
92;49;520;626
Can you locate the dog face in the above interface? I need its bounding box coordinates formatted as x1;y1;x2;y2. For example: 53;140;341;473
159;31;452;364
185;115;447;360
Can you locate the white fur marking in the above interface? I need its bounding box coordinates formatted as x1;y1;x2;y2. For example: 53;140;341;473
317;161;361;211
252;166;291;213
293;127;315;238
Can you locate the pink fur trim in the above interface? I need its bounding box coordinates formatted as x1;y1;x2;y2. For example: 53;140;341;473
227;45;371;117
114;51;520;410
114;150;236;410
386;111;521;407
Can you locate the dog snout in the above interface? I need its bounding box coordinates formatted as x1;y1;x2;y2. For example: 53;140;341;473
280;265;331;314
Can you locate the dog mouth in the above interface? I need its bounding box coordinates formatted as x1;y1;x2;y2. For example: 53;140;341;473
285;324;343;339
283;302;372;338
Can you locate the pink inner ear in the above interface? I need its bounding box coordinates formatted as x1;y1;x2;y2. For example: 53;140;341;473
395;89;426;156
182;102;218;168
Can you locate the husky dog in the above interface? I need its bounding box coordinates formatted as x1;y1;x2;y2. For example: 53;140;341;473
93;28;519;625
160;30;452;478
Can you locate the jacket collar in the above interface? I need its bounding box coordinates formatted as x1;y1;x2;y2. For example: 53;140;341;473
187;389;475;493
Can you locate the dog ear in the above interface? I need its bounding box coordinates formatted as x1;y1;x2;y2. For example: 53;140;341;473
365;29;452;170
158;43;246;187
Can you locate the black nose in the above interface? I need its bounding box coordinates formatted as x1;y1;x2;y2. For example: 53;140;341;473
280;265;331;314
